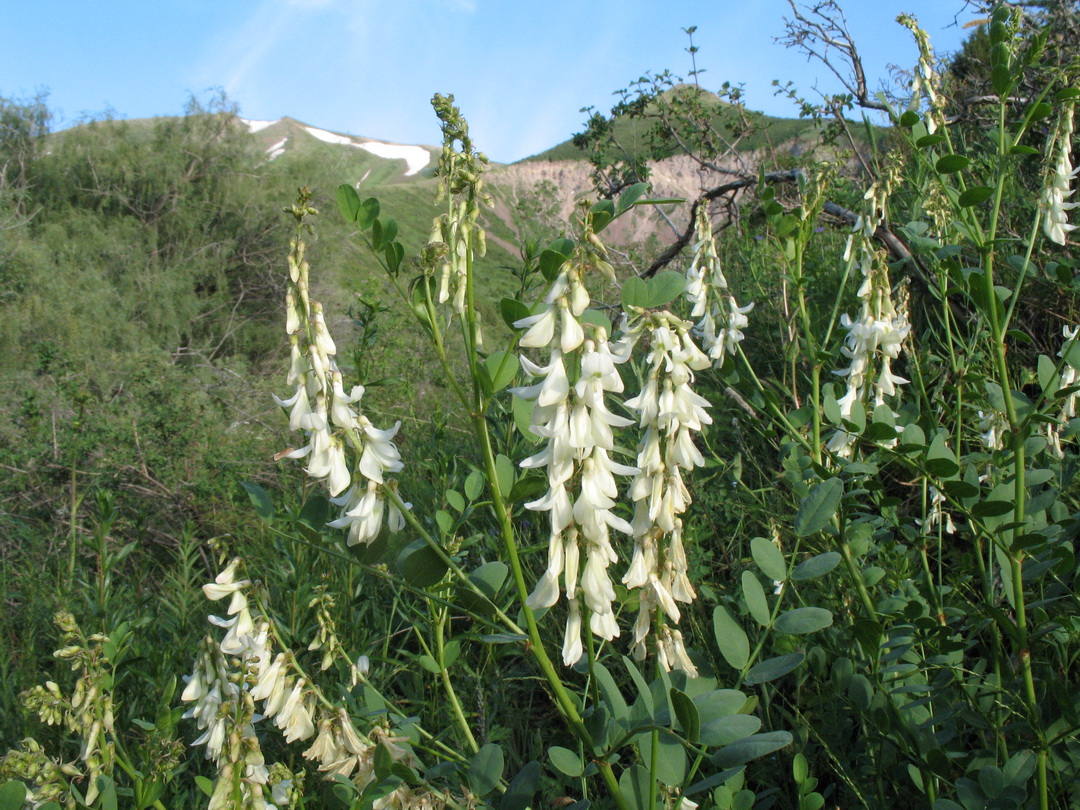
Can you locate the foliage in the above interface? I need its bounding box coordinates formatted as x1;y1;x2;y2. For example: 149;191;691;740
4;5;1080;810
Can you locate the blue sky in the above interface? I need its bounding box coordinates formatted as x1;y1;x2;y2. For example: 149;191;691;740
3;0;976;163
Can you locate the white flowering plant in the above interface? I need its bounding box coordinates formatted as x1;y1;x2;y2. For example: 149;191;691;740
7;7;1080;810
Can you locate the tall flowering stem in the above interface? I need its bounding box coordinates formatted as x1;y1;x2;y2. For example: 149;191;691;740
274;191;409;546
512;239;637;667
182;557;432;810
620;310;713;675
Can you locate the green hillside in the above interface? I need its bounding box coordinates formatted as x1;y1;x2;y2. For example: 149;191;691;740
522;85;831;163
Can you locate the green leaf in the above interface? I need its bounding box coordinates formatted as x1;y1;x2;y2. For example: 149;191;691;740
298;495;330;533
795;477;843;537
743;653;805;685
713;605;750;669
371;218;385;250
337;183;361;222
958;186;994;207
195;776;215;798
97;775;118;810
647;271;686;307
750;537;786;582
712;731;793;768
942;478;979;499
469;744;504;797
549;746;584;777
972;499;1014;518
495;454;515;498
791;552;841;581
590;199;615;233
619;764;655;810
915;133;947;148
435;510;453;534
501;297;532;330
622;276;650;309
632;197;684;207
594;661;629;721
357;197;380;229
539;249;568;282
417;654;441;673
465;469;484;501
1002;749;1036;786
548;237;575;257
935;155;970;174
774;607;833;635
699;714;761;747
622;655;655;718
446;489;465;513
671;688;701;742
241;481;274;523
384;241;404;275
638;730;687;785
741;571;771;627
899;110;920;127
508;474;547;503
0;782;27;810
926;432;960;478
484;351;520;393
512;395;540;443
457;561;508;615
500;761;541;810
396;540;448;588
617;182;650;213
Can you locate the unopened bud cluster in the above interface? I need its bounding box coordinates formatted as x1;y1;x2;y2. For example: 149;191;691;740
429;94;493;314
15;612;118;805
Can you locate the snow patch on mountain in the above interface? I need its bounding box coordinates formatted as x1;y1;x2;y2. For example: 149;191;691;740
355;142;429;176
241;118;278;133
302;125;429;176
266;137;288;160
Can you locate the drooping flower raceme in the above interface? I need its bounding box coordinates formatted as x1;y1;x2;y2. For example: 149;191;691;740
685;204;753;361
274;193;409;546
830;158;911;459
184;558;430;809
1041;103;1077;246
898;14;945;136
512;250;639;667
620;311;713;676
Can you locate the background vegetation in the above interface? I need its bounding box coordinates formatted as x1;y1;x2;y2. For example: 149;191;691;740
2;2;1079;809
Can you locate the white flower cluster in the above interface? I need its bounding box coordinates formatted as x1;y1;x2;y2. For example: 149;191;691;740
513;259;639;666
274;211;409;546
182;559;293;810
830;170;911;459
183;560;426;810
621;312;713;676
978;409;1009;452
898;14;945;135
685;205;753;361
1042;104;1077;246
1043;325;1080;457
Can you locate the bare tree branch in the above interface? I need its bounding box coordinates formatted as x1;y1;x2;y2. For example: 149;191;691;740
777;0;889;112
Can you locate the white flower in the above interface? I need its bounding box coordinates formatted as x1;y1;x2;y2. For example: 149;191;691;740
1042;104;1077;246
